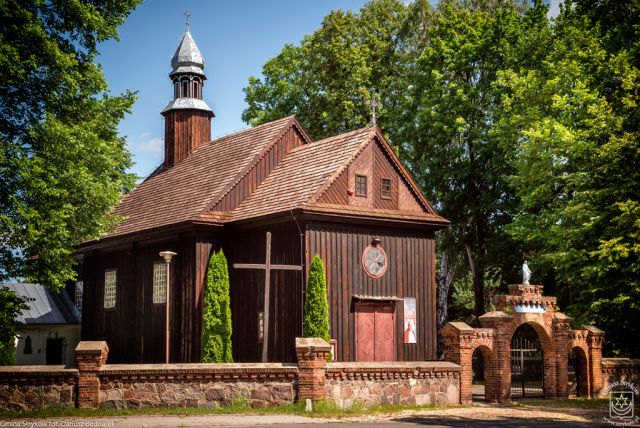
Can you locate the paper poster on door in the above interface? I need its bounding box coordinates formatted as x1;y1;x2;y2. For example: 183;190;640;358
403;298;417;344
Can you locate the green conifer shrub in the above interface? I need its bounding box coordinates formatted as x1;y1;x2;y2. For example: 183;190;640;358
201;250;233;363
303;255;330;342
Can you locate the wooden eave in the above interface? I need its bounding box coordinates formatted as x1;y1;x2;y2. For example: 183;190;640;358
76;219;223;254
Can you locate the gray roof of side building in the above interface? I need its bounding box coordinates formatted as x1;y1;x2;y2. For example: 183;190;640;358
1;282;81;324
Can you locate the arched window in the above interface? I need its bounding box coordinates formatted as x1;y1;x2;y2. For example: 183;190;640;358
182;80;188;98
24;336;32;354
174;82;180;99
193;81;200;99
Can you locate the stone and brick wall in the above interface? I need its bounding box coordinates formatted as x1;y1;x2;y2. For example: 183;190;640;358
0;366;77;411
325;362;460;408
599;358;640;398
98;364;297;408
0;339;463;411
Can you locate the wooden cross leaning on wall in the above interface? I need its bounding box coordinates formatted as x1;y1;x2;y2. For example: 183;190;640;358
232;231;302;362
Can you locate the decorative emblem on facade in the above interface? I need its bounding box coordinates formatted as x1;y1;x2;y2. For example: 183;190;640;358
362;241;387;278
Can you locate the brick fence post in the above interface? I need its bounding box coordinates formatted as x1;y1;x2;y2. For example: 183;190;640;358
295;337;331;402
553;312;572;399
583;325;604;398
75;341;109;409
442;322;475;405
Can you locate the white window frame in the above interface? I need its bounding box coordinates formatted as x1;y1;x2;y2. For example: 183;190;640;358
152;262;167;304
103;269;117;309
75;281;83;312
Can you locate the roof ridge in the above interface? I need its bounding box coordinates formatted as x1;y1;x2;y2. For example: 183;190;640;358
211;115;295;145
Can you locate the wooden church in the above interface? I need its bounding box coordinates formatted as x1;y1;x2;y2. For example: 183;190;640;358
72;28;449;364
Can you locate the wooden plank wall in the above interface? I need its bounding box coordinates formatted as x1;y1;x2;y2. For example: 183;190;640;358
164;110;211;167
305;222;437;362
373;142;399;210
213;127;306;212
80;234;220;363
226;222;304;363
317;138;422;212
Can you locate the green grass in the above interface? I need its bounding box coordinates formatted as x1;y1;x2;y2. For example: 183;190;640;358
0;399;465;420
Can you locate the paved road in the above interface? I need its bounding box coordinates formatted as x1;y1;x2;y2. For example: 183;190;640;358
6;414;601;428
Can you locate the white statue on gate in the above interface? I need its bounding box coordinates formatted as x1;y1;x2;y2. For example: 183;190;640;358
522;261;531;285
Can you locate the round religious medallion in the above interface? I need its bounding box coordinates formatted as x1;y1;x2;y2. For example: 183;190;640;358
362;244;388;278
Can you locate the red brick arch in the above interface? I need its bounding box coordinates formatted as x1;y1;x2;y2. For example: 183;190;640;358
443;283;605;403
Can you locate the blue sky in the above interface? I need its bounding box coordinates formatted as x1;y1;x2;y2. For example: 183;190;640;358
99;0;561;179
98;1;369;178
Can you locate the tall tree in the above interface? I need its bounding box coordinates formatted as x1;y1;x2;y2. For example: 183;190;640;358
243;0;408;139
497;0;640;356
0;0;140;290
303;255;330;342
0;286;29;365
396;0;552;320
201;250;233;363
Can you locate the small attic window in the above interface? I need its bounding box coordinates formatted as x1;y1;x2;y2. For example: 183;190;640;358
355;175;367;197
381;178;392;199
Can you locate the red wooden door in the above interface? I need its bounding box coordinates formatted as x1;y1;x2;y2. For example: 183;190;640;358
355;302;396;361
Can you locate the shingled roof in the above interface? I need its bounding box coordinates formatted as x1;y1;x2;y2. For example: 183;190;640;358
228;126;375;221
109;116;298;237
99;116;447;241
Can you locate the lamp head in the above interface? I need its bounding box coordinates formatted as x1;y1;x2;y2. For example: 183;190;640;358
159;251;178;263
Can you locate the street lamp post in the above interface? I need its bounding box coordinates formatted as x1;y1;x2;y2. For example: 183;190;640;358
159;251;177;364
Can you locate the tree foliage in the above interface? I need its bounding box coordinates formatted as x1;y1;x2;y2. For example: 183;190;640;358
245;0;640;355
201;250;233;363
243;0;407;139
0;0;140;290
0;286;29;365
397;0;551;320
303;255;330;341
497;0;640;356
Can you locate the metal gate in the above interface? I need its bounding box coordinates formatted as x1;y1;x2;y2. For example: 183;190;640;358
568;349;580;397
510;324;544;399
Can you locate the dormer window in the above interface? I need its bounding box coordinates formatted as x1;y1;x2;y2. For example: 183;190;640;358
355;175;367;197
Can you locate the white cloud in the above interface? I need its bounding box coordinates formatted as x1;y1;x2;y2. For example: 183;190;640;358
548;0;562;18
138;136;163;155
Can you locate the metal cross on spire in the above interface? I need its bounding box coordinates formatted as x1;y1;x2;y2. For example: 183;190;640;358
369;92;381;125
184;10;191;31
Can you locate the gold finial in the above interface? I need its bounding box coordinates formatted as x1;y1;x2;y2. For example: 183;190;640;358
184;10;191;31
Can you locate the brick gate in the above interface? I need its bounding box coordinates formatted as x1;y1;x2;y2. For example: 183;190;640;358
443;283;604;404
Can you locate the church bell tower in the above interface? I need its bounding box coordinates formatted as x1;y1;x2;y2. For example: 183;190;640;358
161;17;214;168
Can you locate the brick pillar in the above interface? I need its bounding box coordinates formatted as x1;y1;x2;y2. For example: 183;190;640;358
584;325;604;398
442;322;475;405
479;311;514;403
295;337;331;402
553;313;572;399
75;341;108;409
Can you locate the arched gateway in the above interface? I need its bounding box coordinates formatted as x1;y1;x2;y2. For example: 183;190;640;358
443;283;604;404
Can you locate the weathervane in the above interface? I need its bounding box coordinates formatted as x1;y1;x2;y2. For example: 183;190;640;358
369;92;381;125
184;10;191;31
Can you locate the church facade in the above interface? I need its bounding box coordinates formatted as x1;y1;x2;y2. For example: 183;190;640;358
72;29;449;364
